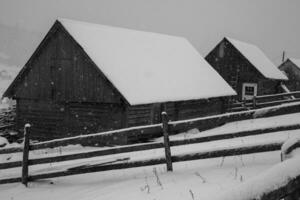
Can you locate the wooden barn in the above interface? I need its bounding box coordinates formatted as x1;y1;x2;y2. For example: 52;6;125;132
3;19;235;142
278;58;300;91
205;37;288;101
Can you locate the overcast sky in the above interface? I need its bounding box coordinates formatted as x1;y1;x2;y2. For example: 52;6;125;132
0;0;299;65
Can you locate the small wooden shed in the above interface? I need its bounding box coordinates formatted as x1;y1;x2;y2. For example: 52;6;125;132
279;58;300;91
206;37;288;101
3;19;235;142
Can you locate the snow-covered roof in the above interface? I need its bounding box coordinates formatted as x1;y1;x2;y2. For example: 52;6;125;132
289;58;300;68
58;19;236;105
226;37;288;80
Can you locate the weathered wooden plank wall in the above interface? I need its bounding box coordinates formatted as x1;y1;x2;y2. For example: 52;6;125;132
279;60;300;91
9;22;227;142
13;27;122;104
206;38;282;101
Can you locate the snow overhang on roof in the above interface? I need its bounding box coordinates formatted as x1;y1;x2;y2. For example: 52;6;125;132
226;37;288;81
59;19;236;105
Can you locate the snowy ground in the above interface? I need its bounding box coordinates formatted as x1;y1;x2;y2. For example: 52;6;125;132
0;152;281;200
0;112;300;200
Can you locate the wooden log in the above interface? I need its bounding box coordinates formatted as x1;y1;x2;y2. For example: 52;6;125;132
10;101;300;153
256;98;300;108
2;122;297;170
28;142;164;166
29;157;166;182
252;95;256;109
161;112;173;171
0;142;283;185
170;102;300;133
171;142;282;163
0;177;22;185
29;142;280;181
256;91;300;101
30;124;162;150
26;142;283;182
282;141;300;155
0;161;22;170
66;157;130;171
1;122;299;170
0;147;23;155
233;91;300;106
22;124;31;186
170;124;300;147
242;98;246;108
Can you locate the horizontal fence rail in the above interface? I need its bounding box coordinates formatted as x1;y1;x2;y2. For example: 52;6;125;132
0;141;283;185
256;91;300;100
228;91;300;111
1;122;299;171
1;102;300;185
1;98;300;156
0;147;23;155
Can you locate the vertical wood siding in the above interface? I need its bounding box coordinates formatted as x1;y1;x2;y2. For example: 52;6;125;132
279;60;300;91
206;39;282;101
11;23;225;142
13;28;122;103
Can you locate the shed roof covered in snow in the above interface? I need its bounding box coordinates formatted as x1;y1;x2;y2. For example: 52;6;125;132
289;58;300;68
226;37;288;80
56;19;235;105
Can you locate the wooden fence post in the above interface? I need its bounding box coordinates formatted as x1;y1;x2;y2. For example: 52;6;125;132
252;95;257;109
22;124;31;186
161;112;173;171
242;98;246;108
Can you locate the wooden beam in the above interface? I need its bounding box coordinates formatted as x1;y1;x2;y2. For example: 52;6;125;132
22;124;31;187
1;122;299;171
30;124;162;150
171;142;282;163
170;124;300;147
161;112;173;171
0;147;23;155
0;142;283;185
29;142;163;166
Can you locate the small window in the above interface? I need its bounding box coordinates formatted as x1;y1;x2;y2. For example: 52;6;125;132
245;86;255;96
242;83;257;100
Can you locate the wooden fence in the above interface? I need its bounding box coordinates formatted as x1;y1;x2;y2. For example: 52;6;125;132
1;108;300;186
1;100;299;155
229;91;300;112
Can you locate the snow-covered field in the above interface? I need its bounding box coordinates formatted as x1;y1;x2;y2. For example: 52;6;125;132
0;151;282;200
0;112;300;200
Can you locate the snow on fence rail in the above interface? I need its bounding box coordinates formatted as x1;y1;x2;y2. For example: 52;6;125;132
256;91;300;100
0;102;300;185
1;100;299;156
2;120;299;170
0;141;283;185
1;121;297;170
229;91;300;111
1;111;300;185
